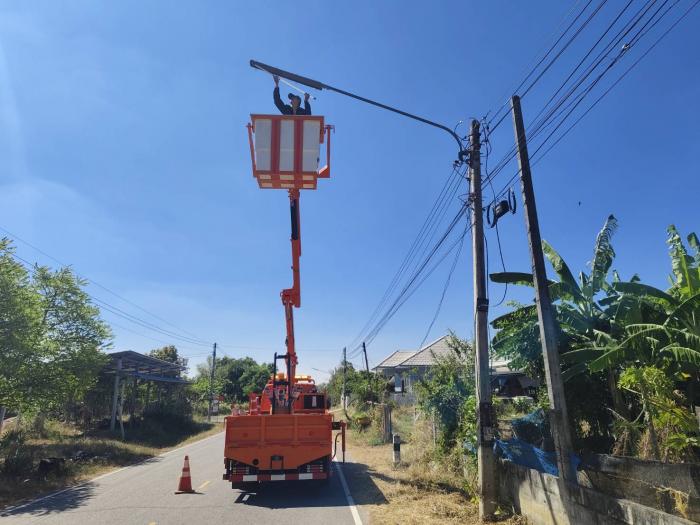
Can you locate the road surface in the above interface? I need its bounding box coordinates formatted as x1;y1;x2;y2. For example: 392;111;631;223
1;432;364;525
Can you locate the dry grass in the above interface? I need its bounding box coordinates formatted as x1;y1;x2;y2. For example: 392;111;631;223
0;416;223;509
344;408;523;524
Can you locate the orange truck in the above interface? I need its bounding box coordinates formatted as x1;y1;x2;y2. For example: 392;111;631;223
223;111;344;487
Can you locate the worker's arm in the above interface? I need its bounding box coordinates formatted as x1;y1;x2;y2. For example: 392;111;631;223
303;93;312;115
273;86;288;114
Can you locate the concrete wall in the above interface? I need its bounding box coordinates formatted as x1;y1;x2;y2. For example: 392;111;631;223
580;454;699;522
497;460;696;525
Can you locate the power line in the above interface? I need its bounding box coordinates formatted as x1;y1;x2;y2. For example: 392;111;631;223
347;161;468;350
483;0;662;186
5;249;215;348
485;0;696;209
352;203;472;356
481;124;510;309
487;0;605;133
0;225;211;344
482;0;685;198
418;220;469;349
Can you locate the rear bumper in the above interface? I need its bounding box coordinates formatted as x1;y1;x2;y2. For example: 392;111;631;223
224;471;328;482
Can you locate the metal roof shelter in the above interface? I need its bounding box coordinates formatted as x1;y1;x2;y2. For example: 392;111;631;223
106;350;188;437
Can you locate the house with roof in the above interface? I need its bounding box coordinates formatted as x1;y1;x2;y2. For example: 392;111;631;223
373;334;538;403
373;336;454;402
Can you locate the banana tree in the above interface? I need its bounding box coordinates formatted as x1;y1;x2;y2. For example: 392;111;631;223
491;215;632;417
573;226;700;375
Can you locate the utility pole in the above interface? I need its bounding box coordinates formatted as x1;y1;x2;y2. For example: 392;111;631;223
208;342;217;422
510;95;576;483
110;357;122;432
362;342;370;374
470;119;497;519
342;347;347;410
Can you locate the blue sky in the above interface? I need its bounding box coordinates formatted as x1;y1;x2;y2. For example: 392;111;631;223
1;1;698;382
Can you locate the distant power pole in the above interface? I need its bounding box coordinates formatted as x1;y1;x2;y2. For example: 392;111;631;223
511;95;576;483
207;342;217;422
469;119;497;519
362;342;370;374
342;347;347;410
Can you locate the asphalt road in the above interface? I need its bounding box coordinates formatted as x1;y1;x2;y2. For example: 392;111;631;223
1;432;363;525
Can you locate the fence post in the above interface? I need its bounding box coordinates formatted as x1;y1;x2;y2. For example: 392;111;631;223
392;433;401;466
382;404;392;443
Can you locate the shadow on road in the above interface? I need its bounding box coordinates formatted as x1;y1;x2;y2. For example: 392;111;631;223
0;456;163;518
233;461;386;509
340;461;388;506
1;482;96;518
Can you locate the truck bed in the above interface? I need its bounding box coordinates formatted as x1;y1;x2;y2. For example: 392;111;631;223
223;412;333;481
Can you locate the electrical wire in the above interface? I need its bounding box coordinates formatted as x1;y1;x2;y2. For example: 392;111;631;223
5;249;214;348
482;0;662;187
350;202;472;356
487;0;604;133
0;225;210;344
481;0;685;199
346;161;468;351
485;0;695;210
418;219;469;349
481;123;509;309
2;246;318;356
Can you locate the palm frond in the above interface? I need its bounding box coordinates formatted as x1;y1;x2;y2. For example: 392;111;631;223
665;293;700;331
667;225;699;296
590;214;618;294
688;232;700;266
491;305;537;329
612;282;677;306
542;240;584;301
658;344;700;368
562;362;589;382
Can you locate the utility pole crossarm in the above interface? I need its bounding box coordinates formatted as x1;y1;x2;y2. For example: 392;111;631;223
250;60;467;159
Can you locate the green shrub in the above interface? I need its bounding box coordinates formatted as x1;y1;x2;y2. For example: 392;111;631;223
0;429;33;477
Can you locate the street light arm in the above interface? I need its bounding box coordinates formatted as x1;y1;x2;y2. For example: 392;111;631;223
250;60;467;159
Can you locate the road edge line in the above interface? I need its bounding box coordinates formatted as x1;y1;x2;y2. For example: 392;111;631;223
334;461;363;525
1;430;224;514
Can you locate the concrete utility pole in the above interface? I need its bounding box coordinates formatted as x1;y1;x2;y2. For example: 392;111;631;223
110;357;122;432
470;119;497;519
510;95;576;483
207;342;217;422
362;342;370;373
342;347;347;410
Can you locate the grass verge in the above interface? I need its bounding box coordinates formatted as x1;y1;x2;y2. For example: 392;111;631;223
0;414;223;509
343;406;524;525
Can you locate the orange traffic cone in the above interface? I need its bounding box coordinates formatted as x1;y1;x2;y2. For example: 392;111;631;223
175;455;194;494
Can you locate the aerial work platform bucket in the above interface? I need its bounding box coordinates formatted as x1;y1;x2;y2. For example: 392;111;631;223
247;115;332;190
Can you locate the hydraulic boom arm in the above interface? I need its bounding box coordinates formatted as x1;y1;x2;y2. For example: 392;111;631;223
277;189;301;411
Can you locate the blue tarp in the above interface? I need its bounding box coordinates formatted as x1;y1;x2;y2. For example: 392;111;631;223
494;438;581;477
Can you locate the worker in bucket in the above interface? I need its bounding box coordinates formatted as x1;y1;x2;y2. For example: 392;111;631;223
273;75;311;115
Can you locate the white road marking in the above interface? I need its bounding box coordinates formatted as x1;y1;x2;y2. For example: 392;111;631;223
2;431;225;513
334;461;363;525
